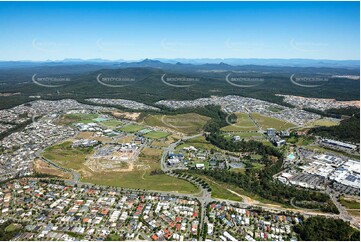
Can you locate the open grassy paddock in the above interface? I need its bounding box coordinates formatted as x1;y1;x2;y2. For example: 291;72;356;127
250;112;296;131
151;135;180;147
191;174;243;202
175;135;220;151
42;141;198;194
143;113;210;135
305;118;340;128
58;113;99;125
118;124;145;133
42;141;94;171
82;149;198;193
221;112;258;132
339;196;360;209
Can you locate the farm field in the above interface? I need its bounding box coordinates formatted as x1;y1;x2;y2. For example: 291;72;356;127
143;113;210;135
250;112;296;131
221;112;258;132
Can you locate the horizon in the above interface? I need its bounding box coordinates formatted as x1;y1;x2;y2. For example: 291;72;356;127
0;1;359;61
0;57;360;62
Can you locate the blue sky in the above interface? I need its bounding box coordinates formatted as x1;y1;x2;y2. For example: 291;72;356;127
0;1;359;61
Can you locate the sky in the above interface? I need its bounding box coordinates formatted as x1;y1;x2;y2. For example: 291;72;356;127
0;1;359;61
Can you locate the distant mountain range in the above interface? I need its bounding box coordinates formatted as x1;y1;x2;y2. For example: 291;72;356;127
0;58;359;69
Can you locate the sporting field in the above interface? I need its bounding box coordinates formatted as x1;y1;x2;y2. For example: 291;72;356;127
250;113;296;131
143;113;210;135
143;131;169;139
221;112;258;132
100;119;123;128
119;124;145;133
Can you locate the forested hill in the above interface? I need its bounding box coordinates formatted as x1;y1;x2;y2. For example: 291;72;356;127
0;60;359;110
310;108;360;143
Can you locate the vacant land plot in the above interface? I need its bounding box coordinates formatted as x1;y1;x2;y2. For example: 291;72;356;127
143;113;210;135
339;197;360;209
151;135;180;147
176;136;220;151
306;118;340;127
58;113;98;125
250;113;296;131
144;131;169;139
141;147;163;158
112;111;141;121
43;141;197;194
119;124;145;133
42;141;94;171
33;159;72;179
82;157;198;194
287;135;315;146
221;112;258;132
191;174;243;202
117;135;134;143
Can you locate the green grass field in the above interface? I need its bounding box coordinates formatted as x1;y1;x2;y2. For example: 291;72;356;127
82;152;198;194
176;136;220;151
339;197;360;209
4;223;20;232
268;106;284;113
287;135;315;146
221;112;258;132
119;124;145;133
143;131;170;139
250;113;296;131
191;174;243;202
59;113;99;125
42;141;93;171
305;118;340;128
250;154;263;160
143;113;210;134
43;141;198;194
100;119;123;128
